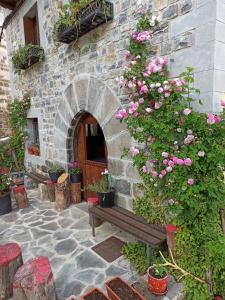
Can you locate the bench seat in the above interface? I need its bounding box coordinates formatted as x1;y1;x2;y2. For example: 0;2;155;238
89;205;166;265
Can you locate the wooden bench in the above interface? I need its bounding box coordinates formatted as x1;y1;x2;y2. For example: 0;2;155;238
26;171;49;184
89;206;166;266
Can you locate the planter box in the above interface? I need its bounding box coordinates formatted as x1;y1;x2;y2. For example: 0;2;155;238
18;47;44;70
105;277;146;300
58;0;113;44
0;191;12;216
80;287;110;300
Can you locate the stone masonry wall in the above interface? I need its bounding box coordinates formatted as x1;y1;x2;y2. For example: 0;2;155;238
4;0;220;210
0;7;10;138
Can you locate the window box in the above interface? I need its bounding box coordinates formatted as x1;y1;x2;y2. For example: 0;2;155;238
58;0;113;44
12;45;44;73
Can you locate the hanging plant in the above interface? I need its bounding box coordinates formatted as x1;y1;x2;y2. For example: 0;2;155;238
12;44;45;74
115;7;225;300
53;0;113;45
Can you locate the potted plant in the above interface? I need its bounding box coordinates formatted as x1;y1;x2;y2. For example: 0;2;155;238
105;277;146;300
53;0;113;45
0;173;12;215
80;287;111;300
48;164;64;183
147;264;168;295
87;169;115;208
68;161;81;183
27;144;40;156
12;44;45;74
214;296;224;300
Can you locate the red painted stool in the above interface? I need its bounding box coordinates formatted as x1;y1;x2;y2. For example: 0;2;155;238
47;180;55;202
0;243;23;299
13;256;56;300
13;186;29;209
88;198;102;227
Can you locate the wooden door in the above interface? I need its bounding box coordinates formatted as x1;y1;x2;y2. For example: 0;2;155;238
76;114;108;200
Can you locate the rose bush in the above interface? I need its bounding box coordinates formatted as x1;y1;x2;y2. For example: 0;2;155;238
116;9;225;300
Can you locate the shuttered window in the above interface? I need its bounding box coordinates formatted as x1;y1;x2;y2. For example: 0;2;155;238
23;3;40;45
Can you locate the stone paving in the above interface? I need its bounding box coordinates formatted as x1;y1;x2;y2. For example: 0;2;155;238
0;189;183;300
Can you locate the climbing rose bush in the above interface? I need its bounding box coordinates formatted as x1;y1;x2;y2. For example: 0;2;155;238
115;9;225;300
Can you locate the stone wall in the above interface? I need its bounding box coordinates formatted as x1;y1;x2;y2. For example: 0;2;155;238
0;7;10;138
4;0;223;209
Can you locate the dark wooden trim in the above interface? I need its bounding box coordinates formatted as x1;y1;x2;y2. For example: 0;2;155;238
26;171;49;184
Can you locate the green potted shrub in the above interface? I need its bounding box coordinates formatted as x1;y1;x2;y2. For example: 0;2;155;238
68;161;81;183
48;164;64;183
87;169;115;208
147;264;168;295
0;173;12;215
12;44;44;73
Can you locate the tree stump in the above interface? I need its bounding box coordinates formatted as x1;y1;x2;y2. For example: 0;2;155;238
13;186;29;209
0;243;23;300
70;183;81;204
13;256;56;300
38;183;49;202
55;173;70;211
47;180;55;202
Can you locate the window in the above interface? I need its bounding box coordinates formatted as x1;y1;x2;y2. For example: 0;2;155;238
27;118;40;156
23;3;40;45
85;124;106;163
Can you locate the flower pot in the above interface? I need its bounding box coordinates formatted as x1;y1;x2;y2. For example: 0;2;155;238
0;191;12;216
32;146;40;156
214;296;224;300
105;277;146;300
48;170;63;183
97;189;115;208
70;173;81;183
147;266;169;296
80;287;110;300
28;147;34;155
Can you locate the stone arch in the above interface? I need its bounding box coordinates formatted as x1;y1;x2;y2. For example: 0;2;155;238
53;74;129;167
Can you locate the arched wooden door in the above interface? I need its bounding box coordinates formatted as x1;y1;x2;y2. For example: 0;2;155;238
76;113;108;200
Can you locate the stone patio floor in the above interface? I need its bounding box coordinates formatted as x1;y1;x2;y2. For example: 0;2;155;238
0;189;183;300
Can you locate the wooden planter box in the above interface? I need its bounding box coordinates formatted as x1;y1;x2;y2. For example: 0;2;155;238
58;0;113;44
105;277;146;300
18;47;44;70
80;287;110;300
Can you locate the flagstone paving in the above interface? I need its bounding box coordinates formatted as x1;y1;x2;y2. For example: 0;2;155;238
0;189;140;300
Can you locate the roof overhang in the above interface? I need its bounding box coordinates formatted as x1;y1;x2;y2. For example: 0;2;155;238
0;0;17;10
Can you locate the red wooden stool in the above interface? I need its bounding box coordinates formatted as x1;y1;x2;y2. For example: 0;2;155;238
13;256;56;300
0;243;23;299
13;186;29;209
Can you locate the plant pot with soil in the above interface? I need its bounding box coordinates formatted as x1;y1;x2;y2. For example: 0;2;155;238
147;264;168;296
214;296;224;300
48;164;64;183
80;287;111;300
87;169;115;208
105;277;146;300
68;161;81;183
0;173;12;215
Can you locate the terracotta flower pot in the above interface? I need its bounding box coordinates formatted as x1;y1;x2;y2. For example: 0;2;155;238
214;296;224;300
105;277;146;300
28;147;34;155
32;146;40;156
80;287;110;300
147;266;169;296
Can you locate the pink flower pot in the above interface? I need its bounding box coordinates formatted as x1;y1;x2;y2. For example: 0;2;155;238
105;277;146;300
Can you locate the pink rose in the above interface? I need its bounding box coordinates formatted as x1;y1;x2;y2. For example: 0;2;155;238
184;158;192;166
221;99;225;107
207;113;214;120
163;159;168;165
139;98;145;104
161;170;167;176
142;166;148;173
152;171;158;177
168;161;175;167
172;156;178;163
177;159;184;165
159;174;163;179
155;102;161;109
162;152;169;158
183;108;191;116
187;178;194;185
166;166;173;173
215;116;221;123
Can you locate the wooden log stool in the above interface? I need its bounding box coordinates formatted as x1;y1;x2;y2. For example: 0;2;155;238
55;173;70;211
0;243;23;299
70;182;81;204
88;198;102;227
38;183;49;202
47;180;55;202
13;186;29;209
13;256;56;300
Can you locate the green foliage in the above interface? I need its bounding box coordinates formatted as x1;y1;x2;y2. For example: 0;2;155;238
48;164;64;173
8;94;31;171
12;44;44;74
117;11;225;299
153;263;166;279
121;242;148;274
87;169;112;193
0;174;10;195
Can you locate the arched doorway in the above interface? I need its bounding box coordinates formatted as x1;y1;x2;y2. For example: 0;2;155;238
76;113;108;200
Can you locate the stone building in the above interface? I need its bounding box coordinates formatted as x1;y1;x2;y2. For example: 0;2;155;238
1;0;225;208
0;7;10;138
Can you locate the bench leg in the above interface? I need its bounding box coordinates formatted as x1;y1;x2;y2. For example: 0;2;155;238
91;214;96;237
147;244;153;266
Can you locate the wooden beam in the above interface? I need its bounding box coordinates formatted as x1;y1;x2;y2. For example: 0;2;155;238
0;0;16;10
